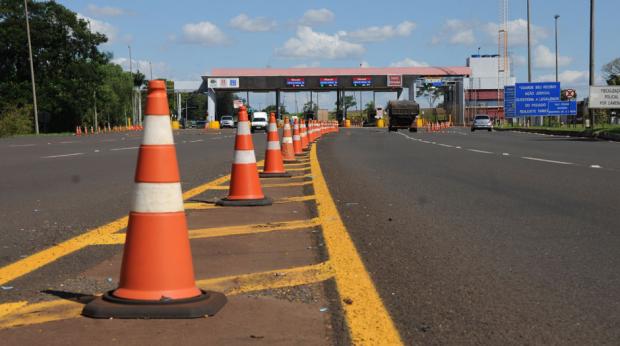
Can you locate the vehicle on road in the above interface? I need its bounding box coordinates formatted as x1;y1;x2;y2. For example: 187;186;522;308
196;120;207;129
386;100;419;132
220;115;235;128
251;112;268;132
471;114;493;132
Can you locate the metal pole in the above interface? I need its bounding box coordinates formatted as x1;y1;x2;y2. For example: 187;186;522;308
129;45;134;125
554;15;560;83
24;0;39;134
527;0;532;83
588;0;595;127
149;61;153;80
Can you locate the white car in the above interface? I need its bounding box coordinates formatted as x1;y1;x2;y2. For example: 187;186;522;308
251;112;268;132
220;115;235;128
471;114;493;132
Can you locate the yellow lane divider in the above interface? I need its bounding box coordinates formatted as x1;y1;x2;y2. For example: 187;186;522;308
92;218;321;245
310;146;404;345
183;195;316;210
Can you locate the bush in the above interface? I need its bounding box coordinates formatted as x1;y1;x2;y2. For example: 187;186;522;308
0;105;34;137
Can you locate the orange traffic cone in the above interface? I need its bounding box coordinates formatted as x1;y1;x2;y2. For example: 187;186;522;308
75;126;81;136
260;113;291;178
216;106;272;206
83;80;226;319
292;119;303;155
309;120;316;142
300;120;310;151
281;117;297;163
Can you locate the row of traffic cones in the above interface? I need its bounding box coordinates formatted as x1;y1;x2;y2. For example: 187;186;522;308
82;83;339;319
426;121;453;132
75;124;143;136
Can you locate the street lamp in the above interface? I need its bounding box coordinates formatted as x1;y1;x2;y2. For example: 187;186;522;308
554;15;560;83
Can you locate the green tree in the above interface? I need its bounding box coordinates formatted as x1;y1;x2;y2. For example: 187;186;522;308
1;0;110;132
335;95;356;111
416;83;447;109
364;101;376;119
603;58;620;85
303;100;317;114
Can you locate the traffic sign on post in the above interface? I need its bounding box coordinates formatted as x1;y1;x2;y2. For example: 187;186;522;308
504;86;516;117
515;82;561;117
547;101;577;116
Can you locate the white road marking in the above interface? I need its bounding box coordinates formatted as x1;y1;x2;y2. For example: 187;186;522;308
42;153;84;159
9;144;35;147
521;156;574;165
590;164;602;169
111;146;139;151
455;146;462;149
467;149;494;154
59;141;78;144
502;153;510;156
437;143;454;148
189;139;204;143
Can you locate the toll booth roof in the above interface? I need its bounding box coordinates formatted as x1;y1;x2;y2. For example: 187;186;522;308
209;66;471;77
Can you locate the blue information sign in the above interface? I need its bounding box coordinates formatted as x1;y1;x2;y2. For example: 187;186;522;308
353;77;371;87
547;101;577;116
504;86;516;117
515;82;561;116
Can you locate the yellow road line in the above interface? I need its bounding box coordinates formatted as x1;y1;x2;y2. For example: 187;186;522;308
310;147;404;345
262;181;312;188
0;262;333;330
197;261;334;295
0;174;233;286
92;218;322;245
285;166;311;172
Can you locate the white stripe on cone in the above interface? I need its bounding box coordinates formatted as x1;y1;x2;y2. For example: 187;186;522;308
267;141;281;150
131;182;184;213
282;137;293;144
233;149;257;164
268;123;277;132
237;122;251;135
142;116;174;145
293;135;300;141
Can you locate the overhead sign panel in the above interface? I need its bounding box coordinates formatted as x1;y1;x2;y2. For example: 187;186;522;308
504;85;516;117
387;75;402;87
547;101;577;116
319;77;338;87
589;86;620;108
207;78;239;89
515;82;560;117
353;77;372;87
286;77;305;87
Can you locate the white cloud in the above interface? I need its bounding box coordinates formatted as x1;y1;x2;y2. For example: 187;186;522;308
86;4;127;17
537;70;588;85
342;21;416;43
275;26;364;59
77;14;118;43
432;19;477;46
300;8;335;26
112;58;169;78
360;61;371;68
182;21;227;45
229;14;276;32
534;44;571;68
485;18;548;46
512;54;527;66
292;62;320;68
390;58;429;67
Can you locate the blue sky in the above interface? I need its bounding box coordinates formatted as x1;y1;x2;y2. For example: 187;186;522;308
63;0;619;108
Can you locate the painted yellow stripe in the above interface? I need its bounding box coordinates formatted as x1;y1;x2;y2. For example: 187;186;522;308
92;218;322;245
0;262;333;330
262;181;312;188
285;166;311;172
0;174;233;286
310;147;404;345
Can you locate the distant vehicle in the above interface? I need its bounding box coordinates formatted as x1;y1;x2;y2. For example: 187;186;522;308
251;112;268;132
386;100;419;132
220;115;235;128
195;120;207;129
471;114;493;132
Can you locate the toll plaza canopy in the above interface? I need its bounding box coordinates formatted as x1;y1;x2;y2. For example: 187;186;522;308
199;66;471;121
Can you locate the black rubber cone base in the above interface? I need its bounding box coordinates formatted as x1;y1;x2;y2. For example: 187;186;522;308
82;290;227;319
283;159;299;164
259;171;292;178
215;196;273;206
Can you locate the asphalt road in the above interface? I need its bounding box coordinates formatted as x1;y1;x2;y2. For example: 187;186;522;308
0;129;263;279
318;127;620;345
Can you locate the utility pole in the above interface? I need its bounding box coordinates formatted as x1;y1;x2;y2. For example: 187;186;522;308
554;15;560;82
588;0;595;127
527;0;532;83
24;0;39;134
129;45;134;125
149;61;153;80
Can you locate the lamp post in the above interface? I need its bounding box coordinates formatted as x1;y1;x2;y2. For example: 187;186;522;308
24;0;39;134
588;0;595;128
554;15;560;83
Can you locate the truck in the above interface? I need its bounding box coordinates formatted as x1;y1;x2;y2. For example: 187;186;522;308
386;100;420;132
